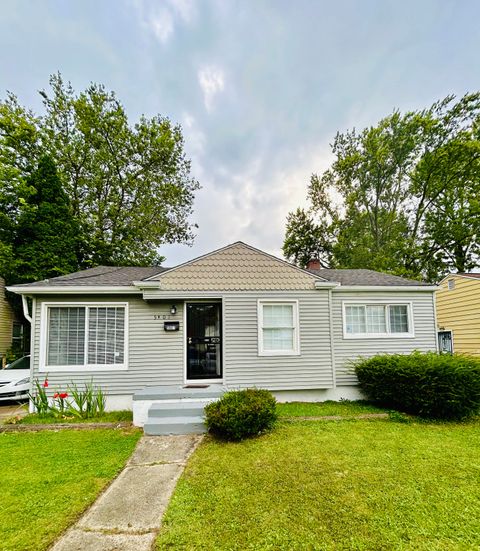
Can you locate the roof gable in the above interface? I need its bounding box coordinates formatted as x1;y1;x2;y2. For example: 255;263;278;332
149;242;321;291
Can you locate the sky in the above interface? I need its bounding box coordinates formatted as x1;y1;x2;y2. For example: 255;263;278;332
1;0;480;265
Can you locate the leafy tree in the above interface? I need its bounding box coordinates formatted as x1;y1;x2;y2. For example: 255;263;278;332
0;94;40;279
283;208;333;268
0;73;200;276
284;94;480;281
13;156;79;284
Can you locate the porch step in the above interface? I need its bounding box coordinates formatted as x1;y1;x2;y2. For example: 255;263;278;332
133;384;226;401
144;415;206;435
148;401;205;418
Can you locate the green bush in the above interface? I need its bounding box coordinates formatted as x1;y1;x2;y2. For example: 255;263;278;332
205;389;278;440
354;352;480;419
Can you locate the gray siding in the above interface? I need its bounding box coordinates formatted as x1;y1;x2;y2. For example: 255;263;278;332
223;291;334;390
30;289;437;397
32;295;184;395
332;291;437;385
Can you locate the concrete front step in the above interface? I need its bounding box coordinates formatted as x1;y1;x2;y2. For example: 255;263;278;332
133;384;226;402
148;401;205;418
133;384;226;430
144;416;206;435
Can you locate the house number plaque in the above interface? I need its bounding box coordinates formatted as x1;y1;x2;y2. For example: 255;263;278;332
153;314;173;320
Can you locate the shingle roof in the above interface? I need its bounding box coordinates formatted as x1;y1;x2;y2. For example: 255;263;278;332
307;268;431;287
149;242;317;291
456;273;480;279
15;266;167;287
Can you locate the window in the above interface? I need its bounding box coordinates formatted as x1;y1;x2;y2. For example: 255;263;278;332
258;301;299;355
42;304;127;370
344;303;412;338
11;321;28;355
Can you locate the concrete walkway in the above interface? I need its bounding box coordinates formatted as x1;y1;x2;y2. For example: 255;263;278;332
51;434;202;551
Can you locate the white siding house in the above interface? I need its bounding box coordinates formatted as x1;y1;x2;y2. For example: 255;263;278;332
8;242;438;423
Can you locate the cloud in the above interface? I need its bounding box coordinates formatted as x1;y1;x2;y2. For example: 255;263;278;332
197;66;225;112
149;8;174;43
3;0;480;268
131;0;196;44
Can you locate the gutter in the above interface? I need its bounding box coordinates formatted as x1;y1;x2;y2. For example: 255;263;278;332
332;285;438;292
6;285;142;295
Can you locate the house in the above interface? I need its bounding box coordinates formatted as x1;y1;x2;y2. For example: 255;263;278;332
0;277;29;366
436;273;480;355
0;278;16;365
7;242;438;432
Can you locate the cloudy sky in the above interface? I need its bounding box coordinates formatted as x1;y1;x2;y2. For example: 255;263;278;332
1;0;480;265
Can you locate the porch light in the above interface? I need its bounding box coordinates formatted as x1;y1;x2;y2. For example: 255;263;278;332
170;305;177;315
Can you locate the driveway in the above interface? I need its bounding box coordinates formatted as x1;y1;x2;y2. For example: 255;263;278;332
0;402;28;423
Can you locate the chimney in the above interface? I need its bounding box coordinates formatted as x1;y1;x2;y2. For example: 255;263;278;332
306;258;321;271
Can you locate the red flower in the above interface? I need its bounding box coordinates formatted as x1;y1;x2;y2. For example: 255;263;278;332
59;392;68;399
53;392;59;399
43;379;49;388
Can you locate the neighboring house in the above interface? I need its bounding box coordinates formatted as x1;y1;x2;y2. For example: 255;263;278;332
436;273;480;356
0;277;15;364
7;242;438;428
0;277;29;365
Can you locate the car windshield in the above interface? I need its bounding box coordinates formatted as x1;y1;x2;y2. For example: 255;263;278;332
6;356;30;370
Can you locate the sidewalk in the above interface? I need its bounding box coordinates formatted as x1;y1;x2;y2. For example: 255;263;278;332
51;434;202;551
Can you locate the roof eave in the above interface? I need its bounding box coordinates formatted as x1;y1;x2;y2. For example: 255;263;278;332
315;281;340;289
6;285;142;295
333;285;438;292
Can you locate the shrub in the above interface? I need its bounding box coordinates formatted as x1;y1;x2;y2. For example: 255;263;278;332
353;352;480;419
205;388;278;440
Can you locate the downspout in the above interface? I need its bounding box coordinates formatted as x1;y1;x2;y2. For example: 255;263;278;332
328;289;336;388
21;295;34;412
432;291;439;353
29;298;37;412
22;295;32;323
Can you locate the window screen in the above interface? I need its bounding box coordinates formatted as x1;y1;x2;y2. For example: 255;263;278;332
345;305;366;334
88;307;125;365
389;305;409;333
47;307;85;365
261;303;296;352
345;304;410;336
366;306;386;333
46;305;125;367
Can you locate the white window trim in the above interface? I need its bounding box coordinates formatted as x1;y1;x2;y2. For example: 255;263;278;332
39;302;129;372
257;299;300;356
342;301;414;339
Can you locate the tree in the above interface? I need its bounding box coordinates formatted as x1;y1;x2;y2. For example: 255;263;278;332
283;94;480;281
0;73;200;276
0;94;41;279
13;156;79;284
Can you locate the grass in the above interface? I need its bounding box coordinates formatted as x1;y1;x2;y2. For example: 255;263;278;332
276;399;387;417
157;418;480;550
0;428;141;551
13;409;133;424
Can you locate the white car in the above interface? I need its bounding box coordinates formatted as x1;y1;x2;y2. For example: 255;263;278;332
0;355;30;402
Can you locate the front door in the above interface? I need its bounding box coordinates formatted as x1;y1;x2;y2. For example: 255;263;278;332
186;302;222;380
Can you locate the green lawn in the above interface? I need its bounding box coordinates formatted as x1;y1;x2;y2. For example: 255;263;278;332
276;399;387;417
157;419;480;550
0;428;141;551
16;410;133;424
